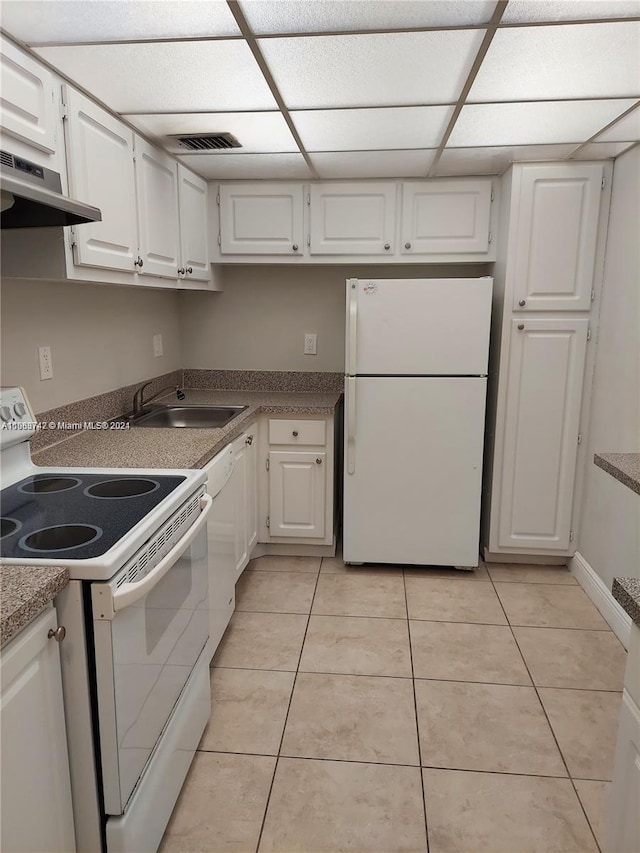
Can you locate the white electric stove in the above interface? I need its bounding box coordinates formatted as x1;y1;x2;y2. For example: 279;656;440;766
0;387;219;853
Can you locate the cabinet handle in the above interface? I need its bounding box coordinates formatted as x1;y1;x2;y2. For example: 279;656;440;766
178;267;186;275
292;244;299;252
292;430;299;437
316;457;322;465
245;434;253;445
48;626;66;642
518;299;526;307
186;267;193;274
384;243;391;251
134;256;144;268
404;242;411;250
517;323;525;331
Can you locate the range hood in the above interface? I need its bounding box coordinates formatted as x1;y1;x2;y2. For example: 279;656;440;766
0;150;101;229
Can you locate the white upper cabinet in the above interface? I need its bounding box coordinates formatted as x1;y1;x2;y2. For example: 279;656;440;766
511;164;604;312
0;36;58;164
309;183;396;255
401;179;492;254
64;86;138;274
497;318;589;552
134;136;180;279
177;164;210;284
219;183;304;255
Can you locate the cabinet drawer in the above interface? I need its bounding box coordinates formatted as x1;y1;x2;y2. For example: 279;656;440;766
269;419;326;446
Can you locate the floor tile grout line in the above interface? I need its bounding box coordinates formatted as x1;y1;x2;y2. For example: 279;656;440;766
403;569;430;853
253;558;323;853
487;570;605;853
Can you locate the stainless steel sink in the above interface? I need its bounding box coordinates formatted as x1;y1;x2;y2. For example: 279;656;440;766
128;405;248;429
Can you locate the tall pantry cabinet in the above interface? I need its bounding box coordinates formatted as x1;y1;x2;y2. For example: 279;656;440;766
482;162;613;562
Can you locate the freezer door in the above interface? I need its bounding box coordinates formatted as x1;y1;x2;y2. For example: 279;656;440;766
343;377;487;567
345;277;492;376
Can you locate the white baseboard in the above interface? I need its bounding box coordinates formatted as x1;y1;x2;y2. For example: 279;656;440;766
570;552;632;649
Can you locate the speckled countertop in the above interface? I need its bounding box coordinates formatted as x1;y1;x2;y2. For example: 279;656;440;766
1;566;70;648
33;389;342;470
594;453;640;496
612;577;640;628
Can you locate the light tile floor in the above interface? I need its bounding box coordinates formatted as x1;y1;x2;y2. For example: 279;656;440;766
160;555;626;853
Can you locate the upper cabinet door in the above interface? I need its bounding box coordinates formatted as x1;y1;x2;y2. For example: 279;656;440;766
0;37;57;161
309;183;396;255
511;164;604;312
134;136;180;278
64;86;138;273
497;318;589;552
219;183;304;255
401;180;492;254
178;165;210;283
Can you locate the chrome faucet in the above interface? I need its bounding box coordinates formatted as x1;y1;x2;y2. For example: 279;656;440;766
132;382;185;418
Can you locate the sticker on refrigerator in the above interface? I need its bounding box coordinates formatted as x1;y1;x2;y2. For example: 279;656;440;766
363;282;377;294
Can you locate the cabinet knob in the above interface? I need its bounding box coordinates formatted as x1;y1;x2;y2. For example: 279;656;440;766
48;626;66;642
134;256;144;268
178;267;186;275
384;243;391;251
292;430;299;437
404;242;411;250
186;267;193;274
316;457;322;465
518;299;526;307
517;323;525;331
245;434;253;445
292;244;299;252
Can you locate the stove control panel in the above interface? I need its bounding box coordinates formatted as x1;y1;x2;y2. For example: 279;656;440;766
0;387;36;448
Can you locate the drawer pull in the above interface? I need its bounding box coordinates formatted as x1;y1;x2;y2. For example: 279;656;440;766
48;626;66;642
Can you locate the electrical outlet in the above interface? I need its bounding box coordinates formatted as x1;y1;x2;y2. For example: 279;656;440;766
153;334;164;358
38;346;53;380
304;333;317;355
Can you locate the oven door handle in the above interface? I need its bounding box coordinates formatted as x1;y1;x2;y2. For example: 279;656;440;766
110;494;213;613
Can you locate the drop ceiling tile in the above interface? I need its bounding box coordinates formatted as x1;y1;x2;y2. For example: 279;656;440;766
594;104;640;140
448;100;638;147
469;22;640;102
178;152;312;180
292;106;453;151
123;112;299;154
435;144;577;176
35;41;276;113
502;1;640;23
258;30;486;109
240;0;495;34
310;150;436;178
0;0;240;43
571;141;638;158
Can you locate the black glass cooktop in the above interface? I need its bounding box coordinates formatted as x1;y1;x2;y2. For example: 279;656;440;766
0;472;186;560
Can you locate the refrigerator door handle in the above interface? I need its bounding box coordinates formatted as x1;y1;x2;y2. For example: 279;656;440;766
347;280;358;376
347;376;356;474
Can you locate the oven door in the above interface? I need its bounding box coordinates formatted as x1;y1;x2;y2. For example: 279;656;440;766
90;492;212;815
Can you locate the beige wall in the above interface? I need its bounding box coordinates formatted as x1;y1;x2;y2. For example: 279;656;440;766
179;263;490;372
578;145;640;587
0;279;181;412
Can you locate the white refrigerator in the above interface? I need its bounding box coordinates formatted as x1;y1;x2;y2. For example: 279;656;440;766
343;277;493;568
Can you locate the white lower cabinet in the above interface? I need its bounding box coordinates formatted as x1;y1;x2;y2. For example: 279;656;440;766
494;318;589;552
0;607;76;853
262;416;335;547
231;424;258;577
608;623;640;853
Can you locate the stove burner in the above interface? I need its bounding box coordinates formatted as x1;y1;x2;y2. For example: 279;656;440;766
0;517;21;539
85;478;160;499
19;476;82;495
20;524;102;553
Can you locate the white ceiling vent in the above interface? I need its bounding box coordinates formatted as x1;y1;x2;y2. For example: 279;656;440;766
170;133;242;151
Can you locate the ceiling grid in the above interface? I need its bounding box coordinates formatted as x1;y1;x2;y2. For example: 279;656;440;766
0;0;638;179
